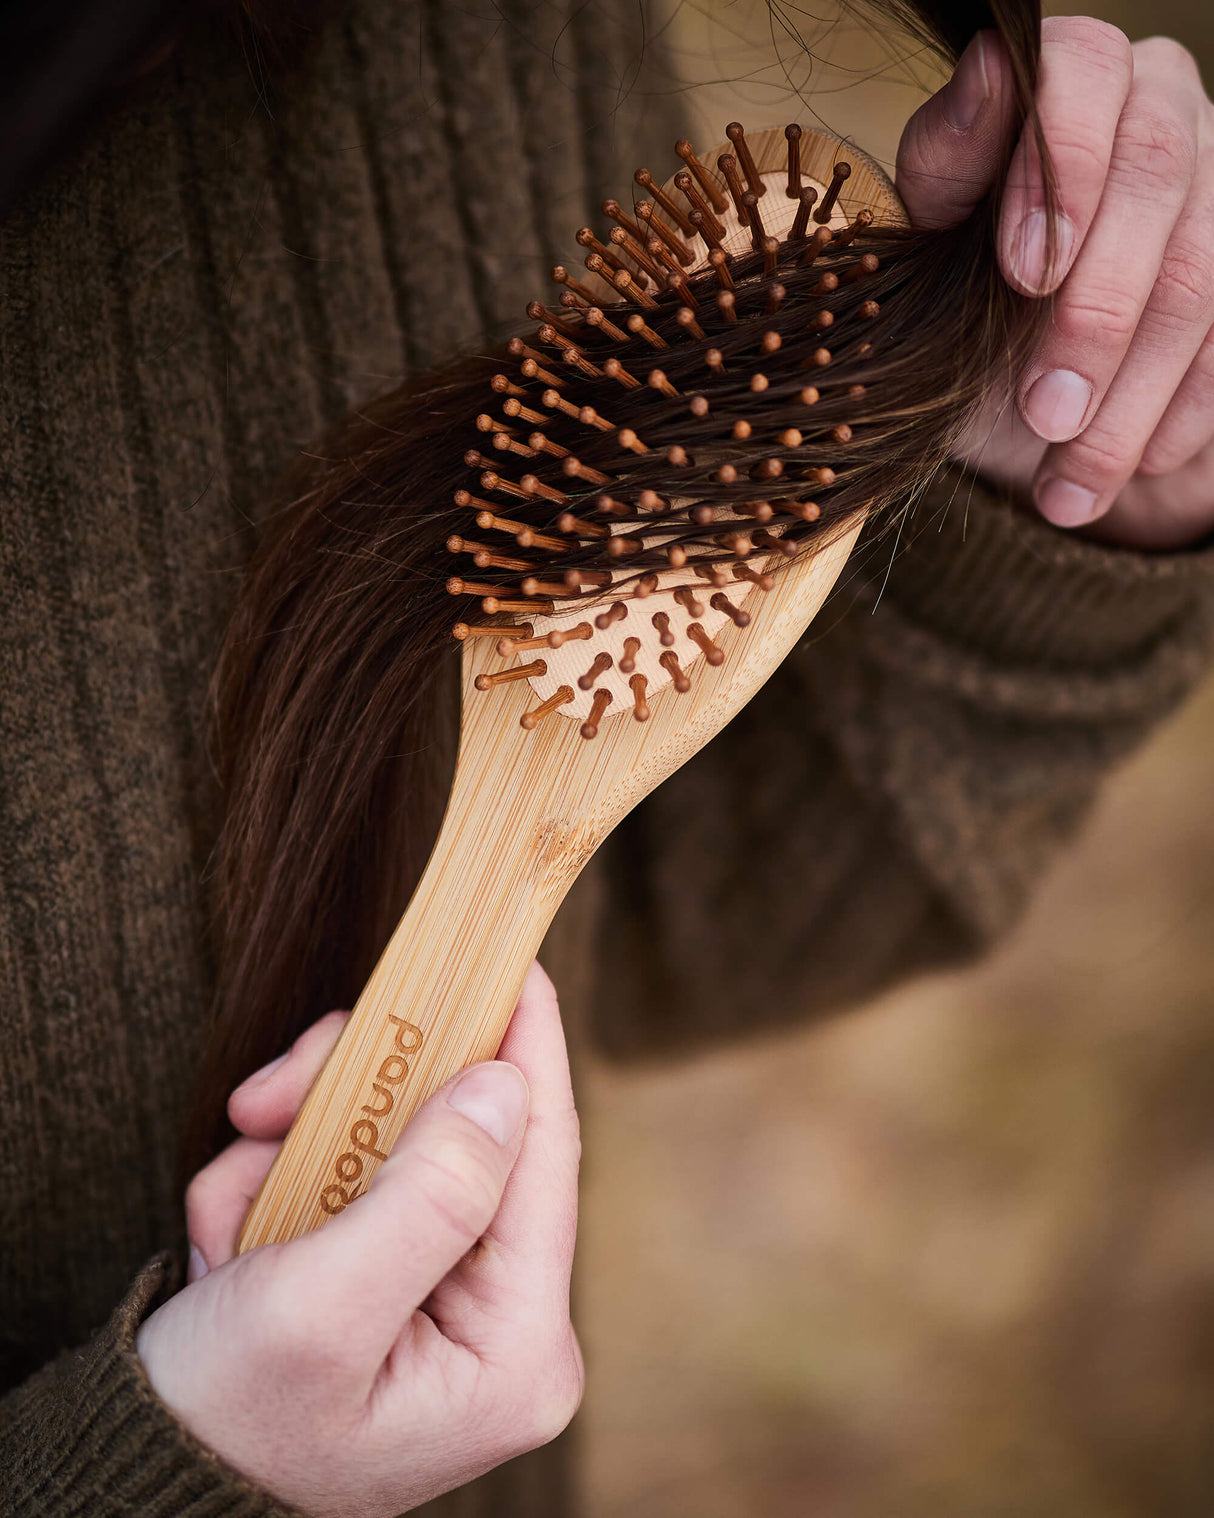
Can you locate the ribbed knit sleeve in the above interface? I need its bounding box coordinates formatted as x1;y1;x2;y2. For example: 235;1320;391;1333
594;477;1214;1056
0;1258;298;1518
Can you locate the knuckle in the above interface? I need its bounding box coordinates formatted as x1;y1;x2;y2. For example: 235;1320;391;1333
1038;125;1111;191
1053;284;1141;349
1155;237;1214;327
1134;35;1202;87
1113;107;1197;194
1048;17;1133;81
1063;425;1140;485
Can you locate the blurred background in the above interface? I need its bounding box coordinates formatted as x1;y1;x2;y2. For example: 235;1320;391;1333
576;5;1214;1515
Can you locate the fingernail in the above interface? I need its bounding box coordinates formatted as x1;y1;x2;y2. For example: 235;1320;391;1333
187;1244;208;1283
941;33;990;133
447;1062;529;1146
1008;209;1075;294
1023;369;1092;442
1035;477;1101;528
236;1050;289;1091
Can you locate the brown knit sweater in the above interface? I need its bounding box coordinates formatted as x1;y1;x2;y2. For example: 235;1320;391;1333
2;3;1212;1515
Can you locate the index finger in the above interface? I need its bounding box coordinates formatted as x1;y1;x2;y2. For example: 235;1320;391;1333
999;15;1134;294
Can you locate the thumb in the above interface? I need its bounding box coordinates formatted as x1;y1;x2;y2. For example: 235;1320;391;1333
282;1060;531;1349
896;31;1017;229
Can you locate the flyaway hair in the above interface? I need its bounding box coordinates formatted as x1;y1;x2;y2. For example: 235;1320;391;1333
183;0;1053;1177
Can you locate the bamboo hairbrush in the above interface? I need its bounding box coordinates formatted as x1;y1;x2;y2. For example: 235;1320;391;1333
239;125;905;1249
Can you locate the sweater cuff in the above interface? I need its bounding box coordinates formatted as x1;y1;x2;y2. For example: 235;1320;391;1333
4;1255;300;1518
882;473;1214;673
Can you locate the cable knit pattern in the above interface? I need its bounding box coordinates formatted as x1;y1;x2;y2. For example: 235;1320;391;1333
0;3;682;1512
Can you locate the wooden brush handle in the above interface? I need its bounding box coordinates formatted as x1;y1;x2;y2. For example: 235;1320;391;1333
238;760;570;1250
239;521;863;1251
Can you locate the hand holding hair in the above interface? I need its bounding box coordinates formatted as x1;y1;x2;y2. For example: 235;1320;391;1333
139;964;582;1518
899;17;1214;547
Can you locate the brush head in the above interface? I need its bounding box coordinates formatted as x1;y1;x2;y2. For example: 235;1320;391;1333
449;125;906;733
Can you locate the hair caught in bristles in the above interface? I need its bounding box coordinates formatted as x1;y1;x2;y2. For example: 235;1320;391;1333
181;0;1054;1179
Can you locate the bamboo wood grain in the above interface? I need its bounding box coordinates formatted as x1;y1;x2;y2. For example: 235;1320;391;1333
238;523;862;1249
239;126;904;1251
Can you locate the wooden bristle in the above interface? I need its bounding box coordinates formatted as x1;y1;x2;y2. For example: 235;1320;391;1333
741;190;765;252
634;168;698;241
499;632;549;654
450;118;896;684
562;456;610;485
577;652;613;691
447;536;532;572
519;356;563;387
711;593;751;627
502;397;547;425
792;186;818;242
708;248;734;292
602;357;641;389
735;563;776;591
551;265;599;303
689;207;723;252
675;139;730;215
725;122;766;197
594;600;629;631
674;170;726;245
520;686;574;730
453;621;532;642
601;198;647;244
785;123;802;198
611;226;666;286
546;621;594;647
844;253;880;283
475;659;546;691
833;208;874;250
482;596;555;616
799;225;833;268
528;431;570;460
520;577;574;598
753;529;799;558
815;161;852;223
687;623;725;666
716;153;747;220
673;586;706;617
627;313;667;350
557;512;608;539
580;688;613;740
635;200;693;267
584;306;628;342
475;510;566;552
659;650;692;693
527;301;580;339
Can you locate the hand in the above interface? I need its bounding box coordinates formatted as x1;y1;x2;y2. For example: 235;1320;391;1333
138;963;582;1518
897;16;1214;549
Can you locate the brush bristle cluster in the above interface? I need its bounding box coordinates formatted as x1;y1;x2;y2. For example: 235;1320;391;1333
449;123;888;735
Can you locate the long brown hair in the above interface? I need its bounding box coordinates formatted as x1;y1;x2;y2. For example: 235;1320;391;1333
183;0;1052;1178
